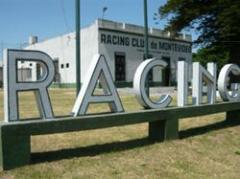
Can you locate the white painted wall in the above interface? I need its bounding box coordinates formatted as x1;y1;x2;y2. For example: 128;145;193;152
26;33;76;83
81;21;99;83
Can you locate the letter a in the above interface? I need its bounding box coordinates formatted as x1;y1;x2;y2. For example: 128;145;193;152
72;54;124;116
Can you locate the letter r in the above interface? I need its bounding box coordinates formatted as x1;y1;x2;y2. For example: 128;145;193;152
3;49;55;122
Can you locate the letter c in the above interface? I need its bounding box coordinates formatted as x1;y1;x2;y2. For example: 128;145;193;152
133;58;172;109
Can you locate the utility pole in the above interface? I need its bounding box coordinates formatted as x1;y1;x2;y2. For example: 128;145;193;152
0;41;3;56
0;42;4;62
75;0;81;95
143;0;150;98
143;0;149;59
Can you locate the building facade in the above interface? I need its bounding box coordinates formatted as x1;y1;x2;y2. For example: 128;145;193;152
23;19;192;87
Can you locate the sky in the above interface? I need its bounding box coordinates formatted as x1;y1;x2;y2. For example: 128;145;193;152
0;0;194;59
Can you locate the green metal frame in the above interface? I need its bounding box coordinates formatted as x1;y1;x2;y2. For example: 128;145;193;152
50;82;164;88
51;83;79;88
0;101;240;170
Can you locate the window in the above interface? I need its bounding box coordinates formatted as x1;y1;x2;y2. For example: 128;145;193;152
53;59;60;82
115;52;126;82
29;63;32;67
53;59;59;72
162;57;171;86
143;54;153;82
36;64;41;80
178;57;186;61
66;63;69;68
61;64;64;69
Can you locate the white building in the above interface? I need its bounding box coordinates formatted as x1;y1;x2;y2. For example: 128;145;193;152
23;19;192;87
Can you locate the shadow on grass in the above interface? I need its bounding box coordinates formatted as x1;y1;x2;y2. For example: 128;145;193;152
179;119;240;139
31;137;155;164
31;120;240;165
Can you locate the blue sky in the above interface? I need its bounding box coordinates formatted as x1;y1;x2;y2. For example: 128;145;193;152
0;0;195;59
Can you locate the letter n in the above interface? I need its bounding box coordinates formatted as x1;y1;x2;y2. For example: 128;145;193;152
192;62;217;105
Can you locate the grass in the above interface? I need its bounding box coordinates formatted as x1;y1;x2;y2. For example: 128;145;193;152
0;89;239;178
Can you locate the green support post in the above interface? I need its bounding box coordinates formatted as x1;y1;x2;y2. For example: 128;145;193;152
143;0;150;99
226;110;240;124
149;117;179;141
0;128;30;170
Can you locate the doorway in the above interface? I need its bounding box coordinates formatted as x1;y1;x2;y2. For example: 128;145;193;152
161;56;171;86
115;53;126;82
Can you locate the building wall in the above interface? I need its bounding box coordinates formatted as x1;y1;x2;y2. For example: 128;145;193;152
97;19;192;85
26;33;76;84
23;19;192;87
25;23;99;85
81;21;99;83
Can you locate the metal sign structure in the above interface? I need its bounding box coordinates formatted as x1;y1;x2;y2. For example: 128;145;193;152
3;49;240;122
0;49;239;170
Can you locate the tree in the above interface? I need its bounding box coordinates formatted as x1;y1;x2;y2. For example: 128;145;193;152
157;0;240;65
193;47;228;73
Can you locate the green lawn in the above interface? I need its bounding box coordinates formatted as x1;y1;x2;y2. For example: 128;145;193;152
0;89;239;178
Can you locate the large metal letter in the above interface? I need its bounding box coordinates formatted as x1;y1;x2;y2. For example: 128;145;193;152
4;49;55;122
218;64;240;101
72;54;124;116
133;58;172;109
177;61;189;106
192;62;217;105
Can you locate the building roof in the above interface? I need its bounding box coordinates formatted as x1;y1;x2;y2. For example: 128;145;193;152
97;19;192;42
26;19;192;48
